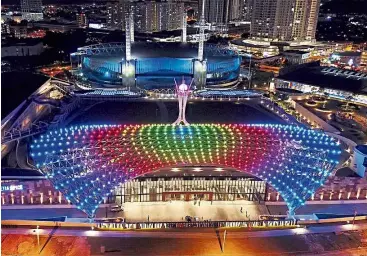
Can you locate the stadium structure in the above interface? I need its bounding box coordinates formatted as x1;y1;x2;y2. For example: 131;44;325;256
31;124;341;218
1;2;358;224
70;1;241;90
70;42;241;90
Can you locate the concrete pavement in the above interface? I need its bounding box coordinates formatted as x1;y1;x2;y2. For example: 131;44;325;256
2;201;367;222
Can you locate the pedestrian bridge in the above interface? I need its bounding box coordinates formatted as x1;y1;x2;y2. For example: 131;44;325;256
30;124;342;218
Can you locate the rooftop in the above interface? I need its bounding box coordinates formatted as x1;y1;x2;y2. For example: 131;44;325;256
283;50;310;55
333;51;362;57
79;42;238;60
1;38;43;47
137;167;261;180
277;66;367;94
231;39;273;49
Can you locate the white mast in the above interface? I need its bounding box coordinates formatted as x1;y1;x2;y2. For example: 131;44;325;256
198;0;205;61
182;11;187;43
130;10;134;42
125;6;131;61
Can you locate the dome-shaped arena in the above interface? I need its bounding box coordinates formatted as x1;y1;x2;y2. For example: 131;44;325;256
70;42;241;89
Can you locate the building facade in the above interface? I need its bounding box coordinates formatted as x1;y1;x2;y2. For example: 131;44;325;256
9;23;28;39
110;176;267;204
21;0;43;21
106;0;125;30
76;13;88;28
199;0;228;24
250;0;321;42
282;50;311;64
228;0;244;21
243;0;254;22
1;40;44;57
107;0;184;33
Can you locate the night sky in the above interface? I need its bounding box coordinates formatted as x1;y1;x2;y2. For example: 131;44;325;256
1;0;103;5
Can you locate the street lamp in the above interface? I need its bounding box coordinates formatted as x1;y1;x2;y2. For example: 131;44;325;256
33;225;40;254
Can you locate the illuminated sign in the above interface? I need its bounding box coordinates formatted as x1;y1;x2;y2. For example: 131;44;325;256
89;23;104;29
1;184;23;191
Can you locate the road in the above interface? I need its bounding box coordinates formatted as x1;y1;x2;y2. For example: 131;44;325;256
2;202;367;221
2;223;367;256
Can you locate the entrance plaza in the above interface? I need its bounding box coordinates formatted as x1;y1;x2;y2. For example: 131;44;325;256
120;200;269;222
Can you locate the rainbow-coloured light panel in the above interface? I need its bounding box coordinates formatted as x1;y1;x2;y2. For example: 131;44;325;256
31;124;341;218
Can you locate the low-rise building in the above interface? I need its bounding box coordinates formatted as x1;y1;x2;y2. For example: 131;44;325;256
76;13;88;28
282;50;311;64
329;51;362;68
1;39;44;57
275;63;367;105
9;21;28;38
31;21;79;33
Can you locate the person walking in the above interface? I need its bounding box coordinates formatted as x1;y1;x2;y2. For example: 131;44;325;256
240;207;243;213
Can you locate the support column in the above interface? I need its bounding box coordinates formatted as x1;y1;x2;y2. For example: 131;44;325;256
286;207;296;219
122;60;136;90
125;9;131;62
123;4;136;90
194;60;207;90
197;0;206;61
130;11;134;43
195;0;207;90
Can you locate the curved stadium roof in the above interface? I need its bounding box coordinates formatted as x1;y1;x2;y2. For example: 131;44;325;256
31;123;341;218
76;42;238;60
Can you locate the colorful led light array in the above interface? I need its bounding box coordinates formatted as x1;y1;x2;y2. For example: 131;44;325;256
30;124;341;218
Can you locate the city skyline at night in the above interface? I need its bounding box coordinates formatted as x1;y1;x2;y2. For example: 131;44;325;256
1;0;367;255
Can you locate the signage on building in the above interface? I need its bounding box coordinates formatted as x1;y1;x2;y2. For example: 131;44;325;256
1;184;23;191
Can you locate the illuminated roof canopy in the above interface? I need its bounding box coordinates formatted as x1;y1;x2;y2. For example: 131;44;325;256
31;124;341;218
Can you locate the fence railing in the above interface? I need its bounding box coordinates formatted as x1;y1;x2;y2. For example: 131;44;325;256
96;219;298;230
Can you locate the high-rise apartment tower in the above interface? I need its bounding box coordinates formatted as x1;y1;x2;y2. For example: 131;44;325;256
250;0;321;42
21;0;43;21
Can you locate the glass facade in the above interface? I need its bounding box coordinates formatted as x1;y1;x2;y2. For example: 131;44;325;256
108;177;267;204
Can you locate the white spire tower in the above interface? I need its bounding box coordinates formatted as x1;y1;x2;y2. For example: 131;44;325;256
173;78;193;125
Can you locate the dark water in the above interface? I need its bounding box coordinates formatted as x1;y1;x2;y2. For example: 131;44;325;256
70;101;283;125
